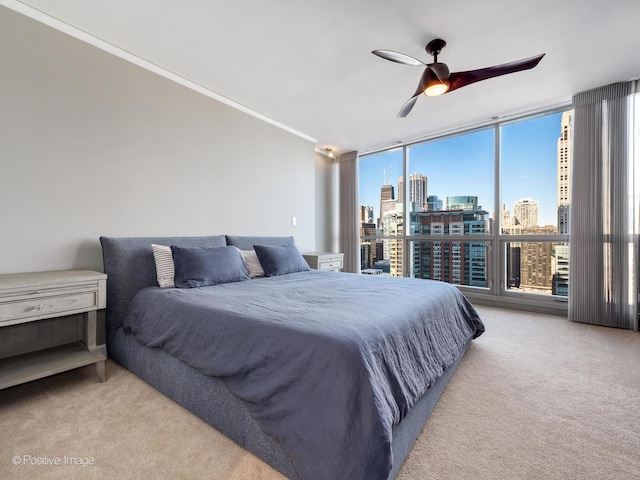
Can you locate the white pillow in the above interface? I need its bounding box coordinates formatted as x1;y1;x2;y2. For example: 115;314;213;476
152;244;175;288
240;249;265;277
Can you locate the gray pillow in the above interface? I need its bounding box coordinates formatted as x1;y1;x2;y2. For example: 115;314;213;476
171;245;249;288
253;244;310;276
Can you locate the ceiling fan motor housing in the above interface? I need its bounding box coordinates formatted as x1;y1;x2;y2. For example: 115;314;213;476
426;38;447;58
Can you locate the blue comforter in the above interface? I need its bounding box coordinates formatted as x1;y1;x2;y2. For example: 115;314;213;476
123;270;484;480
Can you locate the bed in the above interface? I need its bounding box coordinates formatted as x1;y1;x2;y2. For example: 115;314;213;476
100;235;484;480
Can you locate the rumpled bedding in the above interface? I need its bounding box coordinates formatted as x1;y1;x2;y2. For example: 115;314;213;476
123;270;484;480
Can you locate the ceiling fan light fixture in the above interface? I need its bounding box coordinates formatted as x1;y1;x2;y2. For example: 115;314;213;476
423;80;448;97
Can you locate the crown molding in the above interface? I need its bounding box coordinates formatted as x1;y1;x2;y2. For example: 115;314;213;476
1;0;317;144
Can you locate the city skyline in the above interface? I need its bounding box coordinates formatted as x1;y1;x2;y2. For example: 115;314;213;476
359;112;565;227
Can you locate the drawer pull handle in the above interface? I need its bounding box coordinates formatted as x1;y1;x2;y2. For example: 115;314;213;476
34;304;44;311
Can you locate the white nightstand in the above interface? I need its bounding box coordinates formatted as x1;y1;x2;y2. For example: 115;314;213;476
0;269;107;389
302;252;344;272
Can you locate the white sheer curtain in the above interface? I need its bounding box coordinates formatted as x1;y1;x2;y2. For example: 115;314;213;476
569;81;639;330
338;151;360;273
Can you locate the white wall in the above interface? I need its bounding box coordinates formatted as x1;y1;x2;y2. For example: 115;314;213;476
314;152;339;252
0;6;321;275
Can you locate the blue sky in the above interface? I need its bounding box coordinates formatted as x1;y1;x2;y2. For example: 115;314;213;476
359;111;565;227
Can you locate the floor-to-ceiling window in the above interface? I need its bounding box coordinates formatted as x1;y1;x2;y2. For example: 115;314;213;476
500;111;571;297
358;148;403;275
358;107;572;312
405;129;494;288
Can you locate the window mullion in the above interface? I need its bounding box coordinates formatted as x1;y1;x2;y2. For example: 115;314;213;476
402;145;408;277
494;123;502;295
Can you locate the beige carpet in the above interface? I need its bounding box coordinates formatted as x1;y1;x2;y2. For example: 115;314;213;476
1;306;639;480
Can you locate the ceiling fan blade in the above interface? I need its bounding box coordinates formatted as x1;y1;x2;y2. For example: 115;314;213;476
398;95;419;118
398;67;439;118
447;54;544;93
411;67;438;96
372;49;425;66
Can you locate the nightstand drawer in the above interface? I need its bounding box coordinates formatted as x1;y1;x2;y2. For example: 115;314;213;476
319;259;343;271
303;252;344;271
0;291;98;324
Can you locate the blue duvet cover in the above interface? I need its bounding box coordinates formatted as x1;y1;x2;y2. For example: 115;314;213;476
123;270;484;480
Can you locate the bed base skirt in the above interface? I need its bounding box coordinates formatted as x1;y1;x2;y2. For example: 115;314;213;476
108;328;470;479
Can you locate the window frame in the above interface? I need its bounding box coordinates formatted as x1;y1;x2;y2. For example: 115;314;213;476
358;104;572;315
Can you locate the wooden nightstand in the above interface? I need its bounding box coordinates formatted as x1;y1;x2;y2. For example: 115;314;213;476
0;270;107;389
302;252;344;272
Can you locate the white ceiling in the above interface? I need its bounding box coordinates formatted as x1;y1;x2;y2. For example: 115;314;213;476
8;0;640;156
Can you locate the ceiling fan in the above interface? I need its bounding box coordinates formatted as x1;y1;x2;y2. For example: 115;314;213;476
372;39;544;118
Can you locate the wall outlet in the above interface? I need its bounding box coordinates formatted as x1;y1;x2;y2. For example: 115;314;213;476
291;216;297;226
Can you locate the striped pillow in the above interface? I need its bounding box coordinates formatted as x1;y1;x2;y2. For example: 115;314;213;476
240;249;265;277
152;244;175;288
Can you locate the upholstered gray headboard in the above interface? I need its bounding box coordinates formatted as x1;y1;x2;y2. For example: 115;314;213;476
225;235;294;250
100;235;296;340
100;236;227;336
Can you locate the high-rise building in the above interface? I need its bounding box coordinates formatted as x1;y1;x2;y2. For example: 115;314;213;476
360;222;377;270
554;110;572;296
410;174;428;212
513;198;539;228
360;205;374;224
411;206;489;287
398;174;428;212
552;244;569;296
500;205;522;288
506;243;521;288
359;205;378;270
502;205;523;289
382;207;404;277
427;195;442;211
360;243;371;271
378;184;395;229
520;225;557;293
446;196;478;211
380;183;394;202
502;208;523;234
398;173;427;212
557;111;572;235
381;175;428;276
